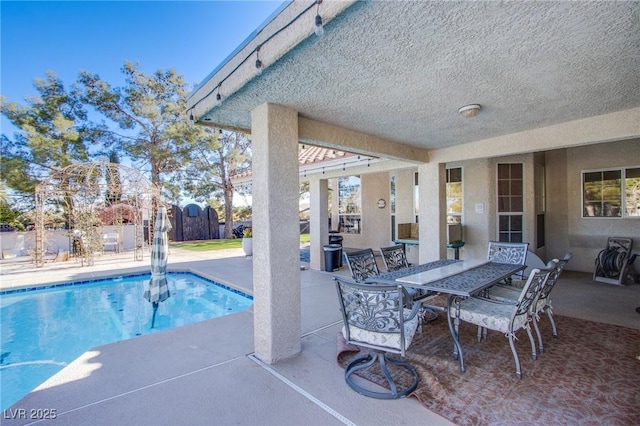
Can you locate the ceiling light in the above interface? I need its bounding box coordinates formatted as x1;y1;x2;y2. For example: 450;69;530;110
458;104;481;119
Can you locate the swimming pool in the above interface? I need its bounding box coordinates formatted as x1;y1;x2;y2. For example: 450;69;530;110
0;272;253;410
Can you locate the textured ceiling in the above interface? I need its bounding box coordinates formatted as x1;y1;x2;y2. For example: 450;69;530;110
196;1;640;151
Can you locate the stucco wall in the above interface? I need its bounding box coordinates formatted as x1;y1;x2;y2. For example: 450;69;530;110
452;141;639;273
546;138;640;273
340;172;392;251
450;154;540;260
452;158;492;260
0;225;143;259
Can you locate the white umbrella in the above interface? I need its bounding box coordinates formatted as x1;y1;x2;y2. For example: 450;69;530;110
143;206;172;328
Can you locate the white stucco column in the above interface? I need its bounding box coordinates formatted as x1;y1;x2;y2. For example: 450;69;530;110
309;177;329;271
251;103;301;363
418;162;447;262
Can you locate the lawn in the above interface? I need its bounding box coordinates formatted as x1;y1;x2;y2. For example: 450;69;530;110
171;233;310;252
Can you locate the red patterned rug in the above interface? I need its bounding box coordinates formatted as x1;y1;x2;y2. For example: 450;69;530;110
337;315;640;425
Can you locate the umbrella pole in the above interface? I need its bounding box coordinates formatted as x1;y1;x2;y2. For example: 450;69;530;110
151;302;159;328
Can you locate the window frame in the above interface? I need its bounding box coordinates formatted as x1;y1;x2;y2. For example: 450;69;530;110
496;163;524;243
338;175;362;234
581;166;640;219
446;167;463;224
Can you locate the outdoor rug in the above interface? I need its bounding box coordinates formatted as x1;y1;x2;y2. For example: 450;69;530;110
337;314;640;425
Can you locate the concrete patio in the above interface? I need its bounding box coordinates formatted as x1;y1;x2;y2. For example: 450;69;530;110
1;247;638;425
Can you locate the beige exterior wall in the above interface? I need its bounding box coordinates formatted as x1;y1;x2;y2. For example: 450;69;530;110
449;138;639;273
339;172;392;250
447;154;540;260
546;138;640;273
449;158;492;261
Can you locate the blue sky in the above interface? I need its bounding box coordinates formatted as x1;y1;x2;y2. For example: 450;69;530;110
1;0;284;132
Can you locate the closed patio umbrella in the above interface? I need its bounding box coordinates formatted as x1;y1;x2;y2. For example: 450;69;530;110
143;206;172;328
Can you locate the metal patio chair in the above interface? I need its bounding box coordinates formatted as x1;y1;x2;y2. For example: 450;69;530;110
335;277;421;399
344;248;380;282
103;232;120;253
449;267;552;379
482;253;573;352
380;244;442;320
487;241;529;284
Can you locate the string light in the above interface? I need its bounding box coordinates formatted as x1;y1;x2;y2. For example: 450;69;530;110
255;45;263;76
314;0;324;37
298;155;378;176
190;0;326;111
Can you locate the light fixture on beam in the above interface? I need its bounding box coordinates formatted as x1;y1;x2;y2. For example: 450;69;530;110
255;45;263;76
314;0;324;37
458;104;481;119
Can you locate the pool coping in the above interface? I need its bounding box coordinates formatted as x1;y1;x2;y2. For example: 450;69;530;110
0;269;254;300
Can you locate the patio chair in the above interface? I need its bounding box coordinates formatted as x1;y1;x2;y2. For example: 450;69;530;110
482;253;573;352
449;267;552;379
344;248;380;282
103;232;119;253
380;244;442;320
346;247;432;331
380;244;410;272
334;277;421;399
487;241;529;284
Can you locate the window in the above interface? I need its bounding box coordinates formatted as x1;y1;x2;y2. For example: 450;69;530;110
497;163;523;242
390;176;396;240
390;175;396;215
338;175;361;234
414;172;419;223
625;168;640;218
446;167;462;224
583;167;640;218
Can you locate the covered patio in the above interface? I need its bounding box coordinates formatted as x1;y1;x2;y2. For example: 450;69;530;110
186;0;639;365
1;246;638;424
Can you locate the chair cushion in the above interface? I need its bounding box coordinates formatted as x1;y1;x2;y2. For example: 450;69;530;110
489;286;549;311
344;309;420;351
449;298;528;334
488;286;520;302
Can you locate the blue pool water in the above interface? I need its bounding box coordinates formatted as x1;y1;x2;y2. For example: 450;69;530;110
0;272;253;410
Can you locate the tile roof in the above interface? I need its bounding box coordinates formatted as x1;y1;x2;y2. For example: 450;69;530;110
298;146;353;165
231;146;354;182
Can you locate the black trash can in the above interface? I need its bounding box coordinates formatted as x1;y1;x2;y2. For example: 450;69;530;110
329;234;344;267
323;244;342;272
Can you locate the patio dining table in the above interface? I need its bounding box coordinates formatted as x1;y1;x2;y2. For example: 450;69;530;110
369;259;526;373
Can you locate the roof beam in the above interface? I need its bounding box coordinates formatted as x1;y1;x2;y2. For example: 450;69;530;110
429;107;640;163
298;116;430;163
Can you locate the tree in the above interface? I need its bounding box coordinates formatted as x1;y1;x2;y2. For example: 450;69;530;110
0;182;25;230
182;129;251;238
1;72;105;200
76;62;196;203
